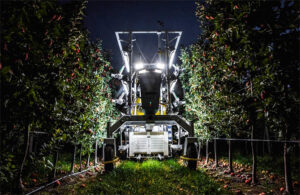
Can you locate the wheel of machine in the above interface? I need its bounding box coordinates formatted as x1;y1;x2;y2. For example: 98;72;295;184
186;143;197;170
104;145;114;172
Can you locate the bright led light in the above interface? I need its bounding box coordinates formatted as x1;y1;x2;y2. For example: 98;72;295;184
170;80;177;92
156;62;165;69
154;69;162;74
124;53;130;72
134;62;144;69
121;81;129;95
139;70;148;74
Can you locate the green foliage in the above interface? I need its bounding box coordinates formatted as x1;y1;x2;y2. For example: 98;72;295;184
180;0;299;142
0;0;119;191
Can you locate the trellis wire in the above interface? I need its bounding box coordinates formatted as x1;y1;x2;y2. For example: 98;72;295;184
212;137;300;143
26;164;100;195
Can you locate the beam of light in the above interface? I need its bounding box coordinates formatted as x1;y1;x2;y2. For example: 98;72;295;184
124;53;130;72
139;70;148;74
169;51;175;68
156;62;165;69
122;81;129;95
154;69;162;73
170;80;177;92
134;62;144;70
169;32;182;68
119;65;125;74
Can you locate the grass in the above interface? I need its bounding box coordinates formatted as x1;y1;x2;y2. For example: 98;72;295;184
63;159;231;195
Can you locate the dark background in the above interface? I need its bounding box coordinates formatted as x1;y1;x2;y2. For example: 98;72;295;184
82;0;201;70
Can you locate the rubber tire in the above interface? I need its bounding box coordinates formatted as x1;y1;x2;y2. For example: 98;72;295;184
104;145;114;172
187;143;197;170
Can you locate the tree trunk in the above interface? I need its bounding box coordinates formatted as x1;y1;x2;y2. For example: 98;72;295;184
262;130;265;156
251;125;257;184
245;141;248;155
70;145;77;173
29;134;34;154
256;138;259;156
34;137;38;153
295;143;300;179
214;138;218;168
284;142;293;194
86;152;90;168
284;142;293;193
94;139;98;165
18;123;30;193
51;151;59;179
228;140;233;172
205;140;209;164
265;126;271;154
197;142;201;160
79;144;82;171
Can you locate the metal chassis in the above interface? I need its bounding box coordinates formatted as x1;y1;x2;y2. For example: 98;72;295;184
103;30;196;163
103;115;196;159
115;31;182;114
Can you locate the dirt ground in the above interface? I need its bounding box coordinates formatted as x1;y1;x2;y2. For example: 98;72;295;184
29;159;300;195
196;158;300;195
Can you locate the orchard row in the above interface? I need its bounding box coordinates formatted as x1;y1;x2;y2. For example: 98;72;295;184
0;0;118;193
179;1;299;194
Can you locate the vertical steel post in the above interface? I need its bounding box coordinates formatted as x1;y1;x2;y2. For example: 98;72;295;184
134;77;137;115
120;129;123;145
128;31;133;115
158;32;163;115
158;32;162;62
165;31;170;111
178;126;181;145
107;121;111;138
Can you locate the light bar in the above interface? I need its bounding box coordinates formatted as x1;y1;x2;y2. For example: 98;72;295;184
139;70;148;74
156;62;165;69
134;62;144;70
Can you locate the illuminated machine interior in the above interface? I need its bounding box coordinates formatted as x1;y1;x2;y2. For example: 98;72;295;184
102;31;197;170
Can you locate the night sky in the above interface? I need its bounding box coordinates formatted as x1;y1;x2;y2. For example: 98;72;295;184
82;0;201;70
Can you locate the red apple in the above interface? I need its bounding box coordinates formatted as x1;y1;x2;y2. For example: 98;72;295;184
55;180;61;186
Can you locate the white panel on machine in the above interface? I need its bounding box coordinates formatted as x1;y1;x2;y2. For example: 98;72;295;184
129;131;169;157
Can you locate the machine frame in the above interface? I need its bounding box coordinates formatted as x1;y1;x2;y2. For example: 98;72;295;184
102;30;197;170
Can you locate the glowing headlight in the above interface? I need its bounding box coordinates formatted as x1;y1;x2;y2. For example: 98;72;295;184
156;62;165;69
134;62;144;70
